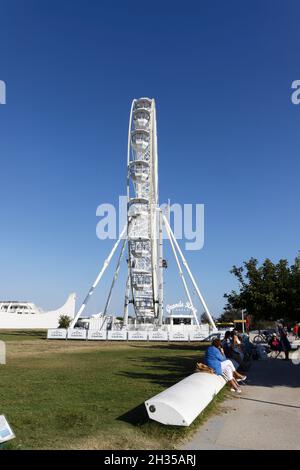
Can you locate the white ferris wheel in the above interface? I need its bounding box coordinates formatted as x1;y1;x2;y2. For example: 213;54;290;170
126;98;162;325
70;98;216;330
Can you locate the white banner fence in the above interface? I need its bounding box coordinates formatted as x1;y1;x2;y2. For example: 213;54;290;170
47;328;210;342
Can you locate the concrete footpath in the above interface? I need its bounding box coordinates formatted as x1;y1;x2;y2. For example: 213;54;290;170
181;355;300;450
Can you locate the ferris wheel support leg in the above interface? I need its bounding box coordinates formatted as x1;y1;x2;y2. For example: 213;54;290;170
123;274;131;327
163;215;199;328
70;225;127;328
158;209;164;326
163;215;217;331
103;237;127;316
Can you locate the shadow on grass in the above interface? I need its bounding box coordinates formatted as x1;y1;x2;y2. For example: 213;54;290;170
117;402;149;426
117;352;201;426
0;442;15;450
118;353;199;388
129;343;208;352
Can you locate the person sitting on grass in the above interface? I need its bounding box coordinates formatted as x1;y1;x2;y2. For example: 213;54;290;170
205;338;247;394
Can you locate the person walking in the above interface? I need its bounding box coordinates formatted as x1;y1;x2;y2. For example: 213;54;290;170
278;323;291;360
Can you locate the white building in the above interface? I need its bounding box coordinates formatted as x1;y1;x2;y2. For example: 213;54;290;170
0;293;76;329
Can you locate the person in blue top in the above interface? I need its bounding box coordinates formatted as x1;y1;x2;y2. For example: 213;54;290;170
205;338;246;393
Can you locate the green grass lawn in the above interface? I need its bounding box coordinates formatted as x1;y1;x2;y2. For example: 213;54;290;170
0;331;226;450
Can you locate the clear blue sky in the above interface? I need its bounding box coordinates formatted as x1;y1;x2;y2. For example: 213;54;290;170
0;0;299;318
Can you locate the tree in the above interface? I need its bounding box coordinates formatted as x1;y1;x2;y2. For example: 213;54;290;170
223;254;300;324
200;312;210;324
58;314;72;329
218;308;243;323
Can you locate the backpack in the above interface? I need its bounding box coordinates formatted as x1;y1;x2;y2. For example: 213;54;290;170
195;362;215;374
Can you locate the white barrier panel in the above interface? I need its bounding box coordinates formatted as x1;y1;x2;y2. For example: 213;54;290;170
87;330;107;341
145;372;226;426
169;331;189;342
0;341;6;364
107;331;127;341
189;331;206;341
47;329;67;339
0;415;15;444
67;329;87;340
148;331;169;341
128;331;148;341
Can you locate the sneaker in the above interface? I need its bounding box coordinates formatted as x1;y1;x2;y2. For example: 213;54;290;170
237;375;247;382
230;388;242;393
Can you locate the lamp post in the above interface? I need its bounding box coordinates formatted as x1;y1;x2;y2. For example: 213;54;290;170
241;309;245;334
